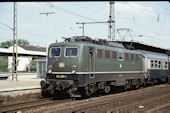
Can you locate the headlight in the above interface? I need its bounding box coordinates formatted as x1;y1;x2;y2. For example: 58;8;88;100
48;65;52;73
48;70;52;73
72;69;76;74
71;65;76;74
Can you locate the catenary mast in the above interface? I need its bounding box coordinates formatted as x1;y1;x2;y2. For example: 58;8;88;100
108;1;115;41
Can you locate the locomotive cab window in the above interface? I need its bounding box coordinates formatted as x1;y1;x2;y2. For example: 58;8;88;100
65;47;78;57
50;47;61;57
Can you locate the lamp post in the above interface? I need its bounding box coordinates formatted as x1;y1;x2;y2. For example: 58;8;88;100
0;2;18;81
40;12;55;77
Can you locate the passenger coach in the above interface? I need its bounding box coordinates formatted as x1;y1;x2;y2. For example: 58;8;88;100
138;50;169;85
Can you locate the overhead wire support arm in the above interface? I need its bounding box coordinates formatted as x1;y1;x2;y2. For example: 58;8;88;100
40;12;55;16
76;21;114;24
0;21;14;31
76;21;114;37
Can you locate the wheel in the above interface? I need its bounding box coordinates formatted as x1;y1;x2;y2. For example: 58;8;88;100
135;80;140;89
150;79;157;86
124;80;131;91
104;86;111;94
41;89;51;98
78;87;91;99
53;90;69;100
53;90;62;100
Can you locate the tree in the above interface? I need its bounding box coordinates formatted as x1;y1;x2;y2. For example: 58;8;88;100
29;60;36;72
0;39;29;48
0;56;8;72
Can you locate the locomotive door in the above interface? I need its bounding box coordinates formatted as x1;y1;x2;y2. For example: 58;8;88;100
88;47;95;78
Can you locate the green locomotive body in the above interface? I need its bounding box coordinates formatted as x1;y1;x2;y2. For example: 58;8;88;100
40;36;146;98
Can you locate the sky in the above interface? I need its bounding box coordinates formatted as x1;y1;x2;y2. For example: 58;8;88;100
0;1;170;49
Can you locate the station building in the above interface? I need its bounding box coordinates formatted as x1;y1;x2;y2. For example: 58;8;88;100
0;45;46;73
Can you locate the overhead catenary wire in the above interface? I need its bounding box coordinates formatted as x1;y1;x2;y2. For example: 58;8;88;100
38;2;99;22
124;2;170;29
1;2;170;48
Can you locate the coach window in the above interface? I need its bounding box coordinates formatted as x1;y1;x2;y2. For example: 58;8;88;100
158;61;161;69
97;49;103;58
155;60;158;69
105;50;111;58
165;62;168;69
118;52;124;60
151;60;154;69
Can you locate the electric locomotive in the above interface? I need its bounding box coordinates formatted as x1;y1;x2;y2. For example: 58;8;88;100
40;36;147;98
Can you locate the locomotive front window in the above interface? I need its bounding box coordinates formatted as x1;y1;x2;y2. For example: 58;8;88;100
50;47;61;57
65;47;78;57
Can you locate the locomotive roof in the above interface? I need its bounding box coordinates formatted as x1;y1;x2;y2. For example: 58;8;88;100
137;49;168;60
50;36;124;49
53;36;126;48
49;40;142;55
115;41;168;54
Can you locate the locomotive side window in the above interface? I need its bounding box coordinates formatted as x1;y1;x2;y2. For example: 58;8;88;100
97;49;103;58
65;47;78;57
125;53;129;60
118;52;124;60
50;47;61;57
105;50;110;58
131;54;135;60
112;51;117;59
135;54;139;61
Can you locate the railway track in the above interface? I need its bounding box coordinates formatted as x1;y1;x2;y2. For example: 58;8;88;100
0;88;41;105
44;84;170;113
0;84;169;113
72;86;170;113
0;98;72;113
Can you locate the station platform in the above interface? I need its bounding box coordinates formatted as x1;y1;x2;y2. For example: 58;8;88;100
0;72;43;92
